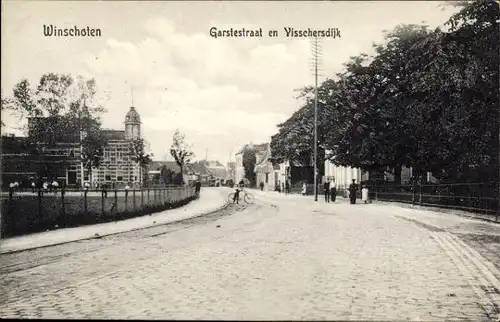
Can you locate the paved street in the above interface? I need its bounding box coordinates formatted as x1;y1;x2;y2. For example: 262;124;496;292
1;188;499;320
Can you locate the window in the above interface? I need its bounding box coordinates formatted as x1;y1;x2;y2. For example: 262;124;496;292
130;176;134;181
105;175;111;181
117;176;123;181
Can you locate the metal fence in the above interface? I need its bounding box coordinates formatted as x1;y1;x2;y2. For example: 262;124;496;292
361;182;498;220
1;186;197;238
293;182;498;220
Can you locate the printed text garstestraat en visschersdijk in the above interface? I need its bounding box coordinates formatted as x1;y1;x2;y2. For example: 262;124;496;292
209;27;341;39
43;25;102;37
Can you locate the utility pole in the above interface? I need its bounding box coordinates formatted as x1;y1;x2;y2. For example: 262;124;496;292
311;36;322;202
497;95;500;222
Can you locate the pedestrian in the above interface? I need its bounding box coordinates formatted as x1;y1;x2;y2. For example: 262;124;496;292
348;179;359;204
9;182;16;197
195;180;201;198
301;181;307;196
324;180;330;202
43;181;49;192
52;180;59;194
102;183;108;199
285;180;290;195
259;181;264;191
330;185;337;202
362;184;369;204
31;181;36;193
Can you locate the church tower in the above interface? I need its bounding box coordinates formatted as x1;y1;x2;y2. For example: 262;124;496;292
124;106;141;140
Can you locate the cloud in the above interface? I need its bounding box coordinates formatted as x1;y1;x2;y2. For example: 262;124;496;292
80;16;309;162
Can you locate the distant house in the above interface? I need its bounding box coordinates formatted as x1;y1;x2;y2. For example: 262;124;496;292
254;143;279;191
203;160;227;184
147;160;180;183
185;161;210;184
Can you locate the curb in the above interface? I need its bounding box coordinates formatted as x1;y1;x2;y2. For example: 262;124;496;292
0;199;230;255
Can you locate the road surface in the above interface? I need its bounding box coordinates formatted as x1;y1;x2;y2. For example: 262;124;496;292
1;188;499;320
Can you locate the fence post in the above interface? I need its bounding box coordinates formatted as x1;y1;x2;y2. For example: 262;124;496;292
125;189;128;212
419;181;423;206
101;190;105;216
61;185;66;227
412;179;416;206
38;188;43;227
114;189;118;219
133;189;136;211
84;188;88;213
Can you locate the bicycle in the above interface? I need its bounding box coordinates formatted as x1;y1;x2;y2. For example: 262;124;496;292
228;188;254;204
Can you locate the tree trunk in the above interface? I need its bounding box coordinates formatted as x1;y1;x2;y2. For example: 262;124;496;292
180;165;183;185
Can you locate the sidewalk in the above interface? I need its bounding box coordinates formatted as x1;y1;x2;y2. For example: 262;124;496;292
0;188;228;254
250;187;499;224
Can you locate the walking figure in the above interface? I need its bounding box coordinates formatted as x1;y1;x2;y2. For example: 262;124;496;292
52;180;59;195
301;182;307;196
285;180;290;195
348;179;359;204
259;181;264;191
330;185;337;202
324;180;331;203
362;185;369;204
195;180;201;198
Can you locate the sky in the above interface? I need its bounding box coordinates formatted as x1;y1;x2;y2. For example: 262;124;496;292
1;1;461;165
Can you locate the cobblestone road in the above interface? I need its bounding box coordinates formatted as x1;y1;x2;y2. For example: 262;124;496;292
1;190;499;320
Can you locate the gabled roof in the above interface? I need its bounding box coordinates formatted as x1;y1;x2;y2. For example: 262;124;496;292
185;161;209;175
103;129;126;141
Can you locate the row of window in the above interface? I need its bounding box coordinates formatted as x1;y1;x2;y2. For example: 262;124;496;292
84;175;137;182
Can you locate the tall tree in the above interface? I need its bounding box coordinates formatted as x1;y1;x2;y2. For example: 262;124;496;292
4;74;108;180
242;147;257;186
170;129;195;184
129;138;153;186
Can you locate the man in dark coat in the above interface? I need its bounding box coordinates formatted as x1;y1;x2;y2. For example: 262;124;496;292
323;180;331;203
259;181;264;191
195;180;201;197
348;179;359;204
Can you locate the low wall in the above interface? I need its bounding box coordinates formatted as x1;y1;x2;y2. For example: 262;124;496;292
1;187;196;238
